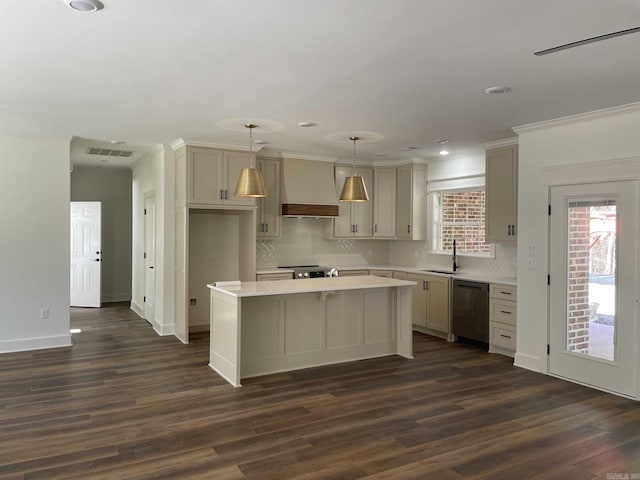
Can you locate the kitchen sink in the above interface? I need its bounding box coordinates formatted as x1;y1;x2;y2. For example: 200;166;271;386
420;269;462;275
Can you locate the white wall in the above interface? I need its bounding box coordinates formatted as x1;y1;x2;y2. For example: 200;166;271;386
0;135;71;353
71;166;132;302
131;145;175;335
189;210;241;329
515;103;640;376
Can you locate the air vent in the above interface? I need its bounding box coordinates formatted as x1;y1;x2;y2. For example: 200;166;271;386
86;147;134;157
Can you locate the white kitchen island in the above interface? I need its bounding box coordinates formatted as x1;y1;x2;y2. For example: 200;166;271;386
207;275;415;387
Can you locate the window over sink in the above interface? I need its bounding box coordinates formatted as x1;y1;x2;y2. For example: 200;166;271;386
430;188;495;257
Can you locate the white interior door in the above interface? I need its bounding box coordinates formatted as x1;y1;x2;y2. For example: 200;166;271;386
144;194;156;325
549;181;638;397
70;201;102;307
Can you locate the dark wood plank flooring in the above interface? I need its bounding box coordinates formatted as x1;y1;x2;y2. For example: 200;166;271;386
0;303;638;479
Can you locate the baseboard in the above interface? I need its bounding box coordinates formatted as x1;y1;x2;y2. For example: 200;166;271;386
514;352;545;373
102;293;132;303
189;323;210;333
0;334;72;354
130;301;144;318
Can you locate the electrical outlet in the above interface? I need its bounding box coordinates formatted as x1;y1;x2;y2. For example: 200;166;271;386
40;308;49;320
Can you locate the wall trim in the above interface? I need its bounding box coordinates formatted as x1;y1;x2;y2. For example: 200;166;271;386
130;300;144;318
169;137;265;153
514;352;545;373
540;156;640;186
514;101;640;134
0;334;72;354
480;137;519;149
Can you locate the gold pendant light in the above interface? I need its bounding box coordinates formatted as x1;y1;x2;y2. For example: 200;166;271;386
340;136;369;202
234;123;267;198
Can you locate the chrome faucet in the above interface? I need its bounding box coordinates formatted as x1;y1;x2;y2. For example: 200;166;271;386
452;239;458;272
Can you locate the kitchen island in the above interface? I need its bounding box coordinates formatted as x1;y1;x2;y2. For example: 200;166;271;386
207;275;415;386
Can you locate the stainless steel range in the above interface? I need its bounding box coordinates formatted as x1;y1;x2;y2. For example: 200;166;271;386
279;265;337;279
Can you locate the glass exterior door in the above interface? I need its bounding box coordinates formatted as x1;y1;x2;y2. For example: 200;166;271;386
549;182;637;397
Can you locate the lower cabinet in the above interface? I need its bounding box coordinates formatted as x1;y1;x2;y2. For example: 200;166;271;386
489;283;517;356
406;273;450;335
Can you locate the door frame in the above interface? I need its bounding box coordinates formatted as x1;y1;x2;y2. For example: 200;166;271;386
547;181;638;398
143;192;156;326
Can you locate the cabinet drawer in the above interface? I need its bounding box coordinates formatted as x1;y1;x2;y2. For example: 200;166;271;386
490;322;516;351
490;300;517;326
490;284;517;301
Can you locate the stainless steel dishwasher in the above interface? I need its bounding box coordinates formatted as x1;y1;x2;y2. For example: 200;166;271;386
452;279;489;345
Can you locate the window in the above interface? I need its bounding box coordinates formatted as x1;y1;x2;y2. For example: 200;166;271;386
431;189;493;256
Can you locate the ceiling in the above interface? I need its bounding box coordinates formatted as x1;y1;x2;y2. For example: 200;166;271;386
2;1;639;166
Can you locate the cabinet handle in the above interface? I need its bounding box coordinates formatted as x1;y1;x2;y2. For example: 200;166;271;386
422;280;426;290
425;281;429;291
500;310;512;315
500;291;512;296
512;224;516;236
508;225;511;235
266;223;269;233
225;190;229;200
220;189;224;200
355;224;358;233
374;224;378;233
499;334;512;339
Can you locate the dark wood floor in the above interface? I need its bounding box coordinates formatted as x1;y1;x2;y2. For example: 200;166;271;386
0;304;638;479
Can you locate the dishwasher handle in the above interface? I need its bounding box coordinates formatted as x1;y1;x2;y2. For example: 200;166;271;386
454;280;489;292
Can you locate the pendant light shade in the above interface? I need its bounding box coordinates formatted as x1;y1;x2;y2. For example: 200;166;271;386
234;124;267;198
235;166;266;197
340;136;369;202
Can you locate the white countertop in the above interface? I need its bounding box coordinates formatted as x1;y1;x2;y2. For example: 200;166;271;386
256;265;517;286
208;275;416;298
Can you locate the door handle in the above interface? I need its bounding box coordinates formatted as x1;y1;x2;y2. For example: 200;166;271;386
94;258;100;262
149;266;154;269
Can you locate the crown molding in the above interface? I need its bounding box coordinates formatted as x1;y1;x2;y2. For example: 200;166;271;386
169;137;265;153
257;150;338;163
480;137;519;149
514;101;640;134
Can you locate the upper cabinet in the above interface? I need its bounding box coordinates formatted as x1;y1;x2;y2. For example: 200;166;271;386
395;163;427;240
175;145;256;208
333;165;373;238
373;167;396;238
256;158;281;238
485;145;518;242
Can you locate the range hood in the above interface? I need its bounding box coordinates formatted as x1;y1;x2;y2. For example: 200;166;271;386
280;158;339;217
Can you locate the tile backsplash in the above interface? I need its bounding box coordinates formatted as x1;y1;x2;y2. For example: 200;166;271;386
256;218;390;268
257;217;517;279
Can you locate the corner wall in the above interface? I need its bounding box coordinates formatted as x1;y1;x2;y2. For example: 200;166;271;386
131;145;175;335
515;103;640;375
0;135;71;353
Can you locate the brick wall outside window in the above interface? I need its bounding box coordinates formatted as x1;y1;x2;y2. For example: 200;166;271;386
567;206;590;353
433;190;491;255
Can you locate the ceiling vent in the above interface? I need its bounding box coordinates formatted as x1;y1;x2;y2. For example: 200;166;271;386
86;147;134;157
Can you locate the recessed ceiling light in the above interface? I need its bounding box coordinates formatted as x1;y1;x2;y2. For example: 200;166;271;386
484;86;512;95
297;121;316;128
439;150;450;156
110;140;126;145
63;0;104;11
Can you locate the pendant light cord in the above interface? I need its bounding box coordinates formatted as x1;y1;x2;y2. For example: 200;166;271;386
350;136;359;176
246;123;256;169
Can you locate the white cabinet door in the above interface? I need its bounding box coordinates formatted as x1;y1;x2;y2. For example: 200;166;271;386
256;158;281;237
333;165;354;237
373;167;396;238
353;167;373;237
485;145;517;242
189;148;224;205
396;165;412;239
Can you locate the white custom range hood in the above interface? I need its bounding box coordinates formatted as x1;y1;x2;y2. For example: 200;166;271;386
280;158;339;217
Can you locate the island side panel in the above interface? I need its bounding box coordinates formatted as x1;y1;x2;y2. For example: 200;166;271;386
396;285;413;358
209;289;242;387
240;287;403;380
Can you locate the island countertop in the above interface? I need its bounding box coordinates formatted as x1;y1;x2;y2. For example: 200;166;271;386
208;275;417;297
